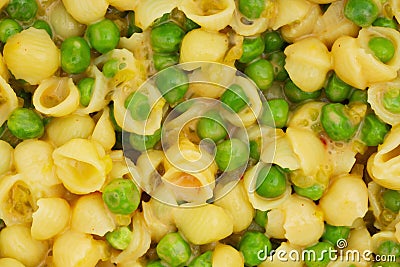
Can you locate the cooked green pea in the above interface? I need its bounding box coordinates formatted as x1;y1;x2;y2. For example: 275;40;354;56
368;37;395;63
196;110;227;142
86;19;120;54
383;88;400;113
184;17;200;32
6;0;38;22
102;59;119;78
239;36;265;64
267;51;288;81
109;102;122;132
188;251;212;267
153;52;179;71
129;128;162;152
372;17;397;29
256;165;286;198
382;190;400;213
264;31;284;53
344;0;379;27
102;178;141;215
320;103;358;141
377;240;400;257
239;231;272;266
360;113;390;146
293;183;324;201
284;80;321;103
155;66;189;104
156;232;191;267
349;89;368;104
254;209;268;227
238;0;266;19
244;59;274;91
77;77;95;107
61;36;91;74
147;260;168;267
0;18;21;43
220;84;249;113
215;138;249;172
325;73;352;102
124;92;151;121
259;99;289;128
7;108;44;139
32;20;52;37
106;226;132;250
304;241;334;267
151;22;185;53
321;224;350;246
249;139;260;160
126;11;142;38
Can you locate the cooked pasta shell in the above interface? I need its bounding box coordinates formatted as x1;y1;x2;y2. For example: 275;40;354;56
0;140;13;176
0;258;26;267
178;0;235;31
271;0;311;30
135;150;165;193
229;6;273;36
52;138;112;194
108;0;137;11
212;243;244;267
134;0;179;30
3;27;60;85
371;231;397;254
91;106;116;151
340;227;372;266
31;197;70;240
33;77;80;117
0;75;17;127
62;0;108;24
265;208;286;239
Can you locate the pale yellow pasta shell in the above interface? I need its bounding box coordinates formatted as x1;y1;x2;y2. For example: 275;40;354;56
62;0;108;24
0;258;26;267
265;208;286;239
3;28;60;85
229;9;270;36
91;106;116;151
33;77;80;117
178;0;235;31
212;243;244;267
0;74;18;126
271;0;311;30
0;140;13;176
108;0;137;11
134;0;179;30
284;37;332;92
173;204;233;245
371;231;397;253
0;0;9;10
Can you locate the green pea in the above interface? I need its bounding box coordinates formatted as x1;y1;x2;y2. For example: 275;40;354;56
147;260;168;267
325;73;352;102
344;0;379;27
77;77;95;107
249;139;260;161
383;88;400;113
126;11;142;38
156;232;191;267
7;108;44;140
102;59;120;78
0;18;21;43
61;36;91;74
284;80;321;103
102;178;141;215
264;31;285;53
321;224;350;246
372;17;397;29
6;0;38;22
377;240;400;257
153;52;179;71
151;22;185;53
256;165;286;198
188;251;212;267
86;19;120;54
196;110;227;142
267;51;288;81
215;138;249;172
129;128;162;152
109;102;122;132
239;231;272;266
382;190;400;213
183;17;200;32
360;113;390;146
320;103;358;141
293;183;324;201
124;92;151;121
254;209;268;227
349;89;368;104
105;226;132;250
239;36;265;64
220;84;249;113
304;241;334;267
259;99;289;128
155;66;189;104
32;20;52;37
244;59;274;91
238;0;266;19
368;37;395;63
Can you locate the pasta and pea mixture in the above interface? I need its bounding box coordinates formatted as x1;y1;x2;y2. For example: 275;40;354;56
1;0;400;266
